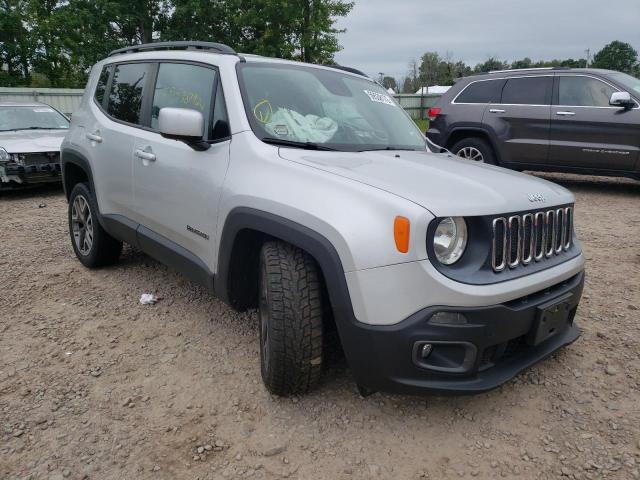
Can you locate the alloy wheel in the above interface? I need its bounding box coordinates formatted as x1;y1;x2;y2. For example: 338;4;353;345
456;146;484;162
71;194;93;255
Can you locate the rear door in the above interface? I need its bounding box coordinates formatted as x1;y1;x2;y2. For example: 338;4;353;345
549;74;639;171
86;62;153;220
483;75;553;166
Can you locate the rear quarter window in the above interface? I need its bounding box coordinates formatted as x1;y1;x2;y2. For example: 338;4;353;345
107;63;151;125
94;65;112;107
454;79;506;103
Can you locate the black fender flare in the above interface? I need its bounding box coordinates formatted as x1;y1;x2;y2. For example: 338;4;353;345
215;207;354;318
60;146;113;232
61;147;97;200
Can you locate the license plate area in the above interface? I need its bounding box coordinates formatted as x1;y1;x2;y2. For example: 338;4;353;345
527;292;573;346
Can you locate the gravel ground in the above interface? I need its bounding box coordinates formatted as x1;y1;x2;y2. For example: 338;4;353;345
1;173;639;480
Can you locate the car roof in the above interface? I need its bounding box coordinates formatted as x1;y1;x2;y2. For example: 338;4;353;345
101;42;371;81
240;54;370;79
464;67;618;81
0;100;50;108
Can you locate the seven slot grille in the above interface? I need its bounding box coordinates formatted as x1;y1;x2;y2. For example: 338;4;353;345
491;207;573;272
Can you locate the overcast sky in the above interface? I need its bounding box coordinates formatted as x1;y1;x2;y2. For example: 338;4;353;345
334;0;640;81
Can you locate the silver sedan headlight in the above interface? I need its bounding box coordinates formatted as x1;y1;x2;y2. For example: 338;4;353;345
433;217;468;265
0;147;10;162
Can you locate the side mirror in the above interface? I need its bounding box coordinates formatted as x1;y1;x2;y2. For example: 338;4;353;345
609;91;634;109
158;107;210;151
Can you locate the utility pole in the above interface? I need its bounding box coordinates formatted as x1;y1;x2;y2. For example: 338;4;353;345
585;49;591;67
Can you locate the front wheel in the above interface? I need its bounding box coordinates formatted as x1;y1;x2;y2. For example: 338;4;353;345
451;137;496;165
68;182;122;268
258;241;324;396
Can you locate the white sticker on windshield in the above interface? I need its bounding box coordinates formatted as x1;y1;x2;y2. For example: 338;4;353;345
363;90;395;106
33;108;54;113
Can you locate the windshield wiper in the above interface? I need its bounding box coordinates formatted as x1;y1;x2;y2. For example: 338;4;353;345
0;126;66;132
261;137;338;151
357;145;423;152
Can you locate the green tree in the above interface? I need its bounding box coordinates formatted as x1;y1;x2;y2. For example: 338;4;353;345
164;0;353;63
474;57;508;73
0;0;32;85
418;51;442;86
511;57;532;69
382;76;397;91
592;40;638;73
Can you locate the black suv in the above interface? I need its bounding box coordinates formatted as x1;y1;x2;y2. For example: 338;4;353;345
426;68;640;180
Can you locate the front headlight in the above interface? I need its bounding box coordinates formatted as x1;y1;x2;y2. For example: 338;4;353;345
433;217;468;265
0;148;10;162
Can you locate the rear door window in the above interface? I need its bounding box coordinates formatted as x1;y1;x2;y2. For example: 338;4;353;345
558;76;616;107
455;79;505;104
151;63;217;134
501;77;552;105
107;63;151;125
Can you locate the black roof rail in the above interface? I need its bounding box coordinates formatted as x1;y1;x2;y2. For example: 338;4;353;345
487;66;574;74
108;41;236;57
323;65;369;78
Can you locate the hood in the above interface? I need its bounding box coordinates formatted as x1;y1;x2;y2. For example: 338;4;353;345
0;129;67;154
278;149;574;217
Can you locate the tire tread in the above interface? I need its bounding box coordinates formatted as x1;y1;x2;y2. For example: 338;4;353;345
260;241;323;396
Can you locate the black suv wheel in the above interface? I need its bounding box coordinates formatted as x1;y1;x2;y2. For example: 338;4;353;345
68;182;122;268
258;240;324;396
451;138;496;165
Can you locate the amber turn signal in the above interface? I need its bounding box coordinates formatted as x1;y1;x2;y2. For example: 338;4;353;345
394;216;410;253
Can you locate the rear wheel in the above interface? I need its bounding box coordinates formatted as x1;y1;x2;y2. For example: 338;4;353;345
451;137;496;165
258;241;324;396
68;182;122;268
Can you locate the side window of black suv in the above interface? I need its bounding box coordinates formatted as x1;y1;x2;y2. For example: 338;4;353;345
501;76;552;105
455;79;505;104
557;76;616;107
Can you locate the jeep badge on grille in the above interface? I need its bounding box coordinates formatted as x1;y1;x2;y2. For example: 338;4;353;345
528;193;546;203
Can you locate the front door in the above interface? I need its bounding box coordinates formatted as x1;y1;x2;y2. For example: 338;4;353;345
483;75;553;166
549;74;639;172
132;62;231;271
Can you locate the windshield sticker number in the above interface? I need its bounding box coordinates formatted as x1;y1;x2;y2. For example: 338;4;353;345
363;90;395;107
33;108;55;113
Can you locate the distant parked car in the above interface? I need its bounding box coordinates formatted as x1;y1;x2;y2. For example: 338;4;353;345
0;101;69;188
426;68;640;180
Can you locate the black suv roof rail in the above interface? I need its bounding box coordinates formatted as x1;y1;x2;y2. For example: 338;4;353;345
108;41;237;57
323;65;370;78
488;66;572;74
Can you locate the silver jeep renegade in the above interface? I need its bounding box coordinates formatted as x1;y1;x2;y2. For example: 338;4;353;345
61;42;585;396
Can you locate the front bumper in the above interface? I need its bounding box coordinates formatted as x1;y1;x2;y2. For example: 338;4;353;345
338;271;584;395
0;161;61;186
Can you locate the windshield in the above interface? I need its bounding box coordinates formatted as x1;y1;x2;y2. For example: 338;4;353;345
237;63;426;152
0;106;70;132
607;72;640;96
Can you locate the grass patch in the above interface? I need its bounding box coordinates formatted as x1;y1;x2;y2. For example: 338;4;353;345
414;119;429;132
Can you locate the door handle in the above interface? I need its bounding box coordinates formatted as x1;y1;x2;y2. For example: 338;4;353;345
86;131;103;143
135;148;156;162
556;111;576;116
489;108;505;113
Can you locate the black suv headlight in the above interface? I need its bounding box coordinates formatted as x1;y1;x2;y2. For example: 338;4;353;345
0;147;10;162
433;216;468;265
